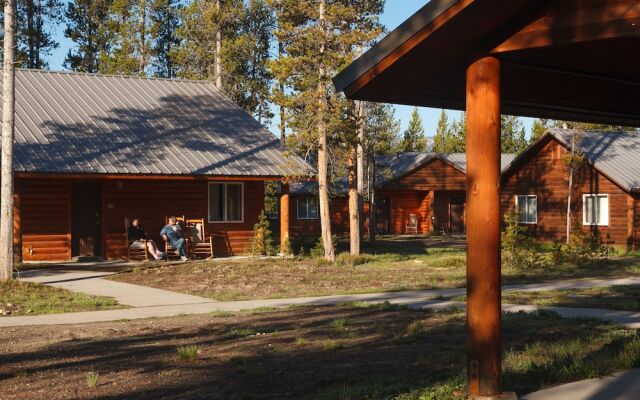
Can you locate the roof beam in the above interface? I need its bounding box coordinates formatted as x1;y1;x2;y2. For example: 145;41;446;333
492;0;640;53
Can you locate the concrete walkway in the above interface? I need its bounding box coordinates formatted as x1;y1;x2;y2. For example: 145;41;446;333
522;368;640;400
19;269;216;307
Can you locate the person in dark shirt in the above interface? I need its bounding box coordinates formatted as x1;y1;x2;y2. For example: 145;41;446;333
160;216;188;261
128;218;164;261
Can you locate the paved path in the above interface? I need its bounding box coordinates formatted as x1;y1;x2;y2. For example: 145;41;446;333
19;269;216;307
522;368;640;400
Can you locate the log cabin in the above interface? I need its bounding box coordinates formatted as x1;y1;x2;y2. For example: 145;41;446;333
502;129;640;250
288;152;514;237
8;68;310;261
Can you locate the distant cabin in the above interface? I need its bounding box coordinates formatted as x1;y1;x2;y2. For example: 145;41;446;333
502;129;640;250
7;68;310;261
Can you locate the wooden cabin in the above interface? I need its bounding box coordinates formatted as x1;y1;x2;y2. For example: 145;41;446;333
288;153;513;237
10;68;309;261
502;129;640;249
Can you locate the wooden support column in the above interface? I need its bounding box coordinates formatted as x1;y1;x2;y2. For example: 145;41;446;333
466;56;506;400
13;180;22;262
280;182;290;254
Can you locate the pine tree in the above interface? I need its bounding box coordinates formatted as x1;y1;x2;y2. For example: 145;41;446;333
530;118;551;142
433;109;449;153
150;0;181;78
400;107;426;152
501;115;528;154
64;0;113;73
270;0;384;261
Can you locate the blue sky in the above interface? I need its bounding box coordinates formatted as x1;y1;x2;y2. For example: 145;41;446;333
48;0;533;138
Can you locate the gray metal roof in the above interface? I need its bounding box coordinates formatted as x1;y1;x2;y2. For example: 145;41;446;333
548;129;640;192
5;68;311;177
291;152;515;195
378;152;516;185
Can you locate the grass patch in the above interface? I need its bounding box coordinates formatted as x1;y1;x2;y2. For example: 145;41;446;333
0;281;123;316
229;327;257;337
110;236;640;302
211;310;234;318
502;285;640;311
323;340;343;351
85;371;100;388
176;345;200;361
295;337;310;347
406;320;425;337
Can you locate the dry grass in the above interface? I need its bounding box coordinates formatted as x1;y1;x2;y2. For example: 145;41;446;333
2;304;640;399
502;285;640;311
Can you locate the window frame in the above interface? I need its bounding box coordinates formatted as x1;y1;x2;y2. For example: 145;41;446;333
297;196;319;220
515;194;538;225
582;194;609;227
208;182;244;223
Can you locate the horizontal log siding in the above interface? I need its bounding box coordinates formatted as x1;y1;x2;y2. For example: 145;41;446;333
289;196;370;237
433;190;466;232
103;180;264;258
382;158;466;192
20;179;71;261
378;191;430;234
502;137;634;246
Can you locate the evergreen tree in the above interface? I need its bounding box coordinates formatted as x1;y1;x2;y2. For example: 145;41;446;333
433;109;449;153
364;102;400;155
150;0;181;78
501;115;528;154
222;0;274;123
0;0;64;69
270;0;384;261
64;0;113;73
447;112;467;152
400;107;426;152
530;118;551;142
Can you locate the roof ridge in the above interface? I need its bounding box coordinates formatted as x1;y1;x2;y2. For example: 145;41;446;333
15;66;217;87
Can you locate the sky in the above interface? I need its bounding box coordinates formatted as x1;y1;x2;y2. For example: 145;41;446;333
47;0;534;138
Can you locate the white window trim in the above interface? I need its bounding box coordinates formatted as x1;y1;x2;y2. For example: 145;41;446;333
297;197;319;220
208;182;244;223
515;195;538;225
582;194;609;227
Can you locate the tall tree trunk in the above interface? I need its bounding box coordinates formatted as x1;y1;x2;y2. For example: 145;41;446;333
214;0;222;89
278;41;286;148
356;100;365;238
317;0;334;262
566;131;577;245
1;0;16;281
348;144;360;255
139;0;147;74
368;153;377;241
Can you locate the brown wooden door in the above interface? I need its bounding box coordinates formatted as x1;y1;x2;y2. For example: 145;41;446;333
71;182;102;257
376;197;390;234
450;197;465;233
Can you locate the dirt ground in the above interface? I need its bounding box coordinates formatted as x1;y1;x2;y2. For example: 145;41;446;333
1;304;636;400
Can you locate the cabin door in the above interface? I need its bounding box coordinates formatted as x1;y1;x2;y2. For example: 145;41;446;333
376;197;390;234
71;182;102;258
449;196;465;234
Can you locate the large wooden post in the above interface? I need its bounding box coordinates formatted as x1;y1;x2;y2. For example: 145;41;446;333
280;182;290;254
466;56;506;400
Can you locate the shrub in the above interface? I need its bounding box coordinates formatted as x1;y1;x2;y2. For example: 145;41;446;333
85;371;100;388
555;219;616;265
331;317;352;331
250;210;276;257
310;235;338;258
407;320;425;337
502;208;548;271
176;345;200;361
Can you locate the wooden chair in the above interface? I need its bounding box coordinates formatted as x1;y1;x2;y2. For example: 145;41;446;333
405;214;418;235
163;216;189;261
185;217;214;259
125;217;149;261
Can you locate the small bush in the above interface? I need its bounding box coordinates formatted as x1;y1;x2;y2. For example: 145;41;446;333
250;210;276;257
310;235;338;258
554;220;616;265
323;340;343;351
85;371;100;388
176;345;200;361
407;320;425;337
331;317;351;331
502;207;549;271
295;337;310;347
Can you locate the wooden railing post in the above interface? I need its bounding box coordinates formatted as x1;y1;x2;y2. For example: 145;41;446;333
280;182;290;254
466;56;509;400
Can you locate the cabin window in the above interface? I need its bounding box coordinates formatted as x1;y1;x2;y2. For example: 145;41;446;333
583;194;609;226
297;197;318;220
208;182;244;223
515;195;537;224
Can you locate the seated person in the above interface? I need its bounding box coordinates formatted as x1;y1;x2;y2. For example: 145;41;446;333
160;216;188;261
128;218;165;261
